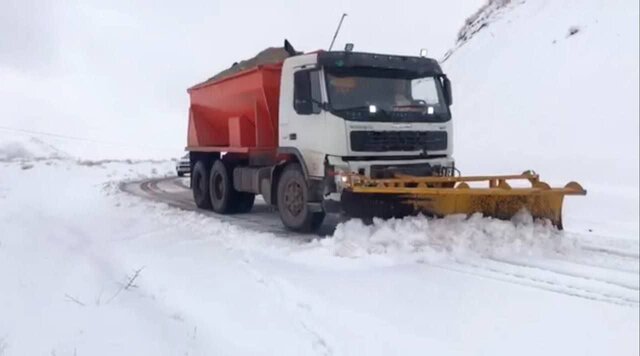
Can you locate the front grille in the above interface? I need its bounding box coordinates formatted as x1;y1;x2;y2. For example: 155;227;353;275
350;130;447;152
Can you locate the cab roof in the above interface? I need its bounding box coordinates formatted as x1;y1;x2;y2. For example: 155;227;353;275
317;51;443;76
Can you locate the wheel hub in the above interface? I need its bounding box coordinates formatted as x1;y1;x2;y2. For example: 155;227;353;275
213;173;224;199
196;173;205;193
284;181;304;216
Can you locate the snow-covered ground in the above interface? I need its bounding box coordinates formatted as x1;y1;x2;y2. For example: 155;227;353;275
0;147;638;356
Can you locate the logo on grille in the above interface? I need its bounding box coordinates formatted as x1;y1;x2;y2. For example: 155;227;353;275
392;123;413;129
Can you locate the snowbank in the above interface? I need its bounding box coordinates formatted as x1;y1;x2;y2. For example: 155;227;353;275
0;129;179;161
0;132;69;161
315;212;570;263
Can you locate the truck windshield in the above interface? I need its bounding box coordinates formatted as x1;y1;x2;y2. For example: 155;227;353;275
325;70;450;122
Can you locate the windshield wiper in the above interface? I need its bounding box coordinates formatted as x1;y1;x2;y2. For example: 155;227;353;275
332;106;392;118
392;103;428;109
331;105;372;112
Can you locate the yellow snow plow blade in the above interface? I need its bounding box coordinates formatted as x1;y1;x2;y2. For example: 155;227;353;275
342;171;586;229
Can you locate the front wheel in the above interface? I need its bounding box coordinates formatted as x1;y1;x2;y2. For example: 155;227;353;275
276;164;324;232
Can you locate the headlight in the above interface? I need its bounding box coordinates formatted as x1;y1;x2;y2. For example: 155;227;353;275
325;160;352;193
334;172;349;186
332;167;352;190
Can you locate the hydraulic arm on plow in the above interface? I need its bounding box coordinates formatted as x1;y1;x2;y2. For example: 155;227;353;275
341;171;586;229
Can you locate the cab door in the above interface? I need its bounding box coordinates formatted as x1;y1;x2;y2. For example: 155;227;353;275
279;57;327;178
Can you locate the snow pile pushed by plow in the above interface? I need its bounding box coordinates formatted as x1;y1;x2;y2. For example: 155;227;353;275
316;212;572;262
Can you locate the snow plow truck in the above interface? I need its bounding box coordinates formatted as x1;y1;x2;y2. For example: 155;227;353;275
186;40;586;232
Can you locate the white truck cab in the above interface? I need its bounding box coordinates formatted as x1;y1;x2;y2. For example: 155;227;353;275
277;51;455;194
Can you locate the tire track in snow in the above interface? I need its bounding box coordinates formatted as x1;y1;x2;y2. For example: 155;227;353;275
439;258;639;307
436;263;636;306
237;255;334;356
124;178;335;354
122;178;301;237
172;178;190;190
556;250;639;275
120;176;640;308
488;257;639;291
566;232;640;260
581;246;639;260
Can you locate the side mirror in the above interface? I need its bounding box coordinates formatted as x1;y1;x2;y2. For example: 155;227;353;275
442;76;453;106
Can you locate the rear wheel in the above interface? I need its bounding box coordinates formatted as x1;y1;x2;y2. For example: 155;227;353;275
277;164;325;232
191;160;212;210
209;160;234;213
209;160;255;214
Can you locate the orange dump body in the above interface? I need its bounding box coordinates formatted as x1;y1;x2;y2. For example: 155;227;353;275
187;63;283;154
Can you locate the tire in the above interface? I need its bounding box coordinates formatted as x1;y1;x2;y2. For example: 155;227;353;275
191;160;212;210
209;160;234;214
276;164;325;232
209;160;256;214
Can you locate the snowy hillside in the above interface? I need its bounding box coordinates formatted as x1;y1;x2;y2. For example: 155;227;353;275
0;132;68;161
446;0;638;184
443;0;639;238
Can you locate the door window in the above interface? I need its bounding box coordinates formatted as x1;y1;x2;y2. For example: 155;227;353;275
294;70;322;115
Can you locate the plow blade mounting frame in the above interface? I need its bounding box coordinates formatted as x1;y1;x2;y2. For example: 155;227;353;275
342;171;586;229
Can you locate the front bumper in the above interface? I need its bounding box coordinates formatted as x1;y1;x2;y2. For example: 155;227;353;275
322;155;456;215
176;163;190;174
326;155;454;179
322;190;416;218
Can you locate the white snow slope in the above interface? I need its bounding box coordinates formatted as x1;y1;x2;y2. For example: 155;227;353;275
0;0;638;355
444;0;639;237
